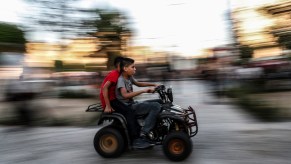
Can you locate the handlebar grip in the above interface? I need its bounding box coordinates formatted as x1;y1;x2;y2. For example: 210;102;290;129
156;85;165;90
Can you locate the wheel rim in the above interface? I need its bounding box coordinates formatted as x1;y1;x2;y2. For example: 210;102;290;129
168;139;185;155
99;134;118;153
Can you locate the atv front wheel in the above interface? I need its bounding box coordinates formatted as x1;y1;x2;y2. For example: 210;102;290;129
162;132;192;161
94;127;125;158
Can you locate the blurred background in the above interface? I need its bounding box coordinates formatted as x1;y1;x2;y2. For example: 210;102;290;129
0;0;291;163
1;0;291;163
1;0;290;124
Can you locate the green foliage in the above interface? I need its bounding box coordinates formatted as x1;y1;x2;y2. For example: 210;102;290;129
277;34;291;50
238;45;253;59
236;95;280;122
107;52;121;70
23;0;91;40
23;1;132;41
84;8;132;70
23;1;133;70
54;60;63;72
63;63;85;71
0;22;26;44
94;9;122;32
225;85;282;122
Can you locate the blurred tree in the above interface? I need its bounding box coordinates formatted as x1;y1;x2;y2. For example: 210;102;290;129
54;60;63;72
23;0;92;42
238;45;253;65
239;45;253;59
22;1;133;70
0;22;26;52
84;8;133;69
276;34;291;50
0;23;26;44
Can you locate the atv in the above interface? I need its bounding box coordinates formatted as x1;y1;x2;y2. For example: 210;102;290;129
86;85;198;161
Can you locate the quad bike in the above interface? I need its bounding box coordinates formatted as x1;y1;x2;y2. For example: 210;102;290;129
86;85;198;161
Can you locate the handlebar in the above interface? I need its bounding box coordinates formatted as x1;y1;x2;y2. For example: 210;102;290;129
154;84;165;92
154;84;173;103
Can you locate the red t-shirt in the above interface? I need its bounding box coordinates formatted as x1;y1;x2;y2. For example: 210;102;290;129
99;70;120;109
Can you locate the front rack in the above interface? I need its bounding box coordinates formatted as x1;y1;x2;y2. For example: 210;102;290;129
184;106;198;137
86;103;103;112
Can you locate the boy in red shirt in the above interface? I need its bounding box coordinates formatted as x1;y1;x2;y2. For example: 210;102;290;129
99;56;123;113
99;57;151;149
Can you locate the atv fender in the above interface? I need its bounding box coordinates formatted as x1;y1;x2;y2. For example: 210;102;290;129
159;114;183;122
159;114;187;127
98;113;127;129
97;113;132;149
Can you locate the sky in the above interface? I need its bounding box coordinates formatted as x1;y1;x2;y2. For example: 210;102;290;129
0;0;232;57
0;0;26;23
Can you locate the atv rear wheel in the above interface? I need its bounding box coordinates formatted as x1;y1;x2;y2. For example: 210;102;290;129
94;127;125;158
162;132;192;161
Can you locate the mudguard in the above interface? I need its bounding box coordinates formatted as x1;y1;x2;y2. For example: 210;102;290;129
97;113;132;149
98;113;127;129
159;112;184;122
159;111;187;129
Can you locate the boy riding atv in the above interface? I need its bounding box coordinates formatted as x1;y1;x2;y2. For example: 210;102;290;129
99;57;159;149
116;57;161;149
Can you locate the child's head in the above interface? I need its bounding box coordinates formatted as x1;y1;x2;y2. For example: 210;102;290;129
120;57;135;76
114;56;124;70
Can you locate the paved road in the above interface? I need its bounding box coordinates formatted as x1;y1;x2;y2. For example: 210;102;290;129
1;80;291;164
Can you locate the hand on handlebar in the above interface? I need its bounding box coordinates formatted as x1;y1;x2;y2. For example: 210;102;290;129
154;83;160;87
154;84;165;91
144;87;155;93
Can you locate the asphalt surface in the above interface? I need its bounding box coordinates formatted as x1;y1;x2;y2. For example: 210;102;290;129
1;80;291;164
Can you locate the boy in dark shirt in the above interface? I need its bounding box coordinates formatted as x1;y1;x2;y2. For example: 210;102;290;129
100;56;152;149
116;57;161;146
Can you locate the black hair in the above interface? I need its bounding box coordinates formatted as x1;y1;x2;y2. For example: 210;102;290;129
120;57;135;72
114;56;124;68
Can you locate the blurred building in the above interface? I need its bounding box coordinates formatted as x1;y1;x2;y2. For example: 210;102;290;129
169;55;197;71
0;40;26;79
126;46;168;64
25;37;107;77
194;45;238;78
259;0;291;55
24;34;179;80
212;45;239;65
0;42;26;100
94;31;131;56
0;43;25;53
230;0;286;59
0;52;24;79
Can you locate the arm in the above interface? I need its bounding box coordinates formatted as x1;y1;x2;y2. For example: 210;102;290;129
102;81;114;113
119;87;153;99
133;80;158;87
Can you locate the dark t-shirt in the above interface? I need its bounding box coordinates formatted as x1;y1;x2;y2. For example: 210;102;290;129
116;75;136;105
